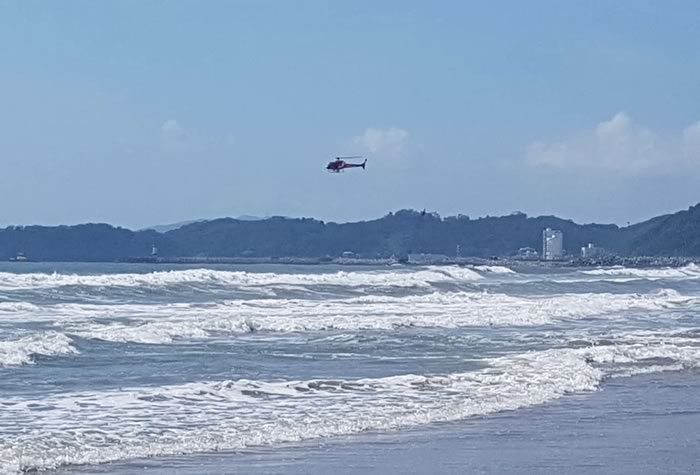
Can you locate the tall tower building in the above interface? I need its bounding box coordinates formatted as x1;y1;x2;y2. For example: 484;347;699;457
542;228;564;260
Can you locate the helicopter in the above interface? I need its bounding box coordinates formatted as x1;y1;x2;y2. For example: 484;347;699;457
326;156;367;173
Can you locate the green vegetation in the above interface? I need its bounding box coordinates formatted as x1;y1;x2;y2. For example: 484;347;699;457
1;205;698;261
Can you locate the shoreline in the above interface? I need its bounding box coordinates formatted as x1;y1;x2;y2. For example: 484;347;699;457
58;370;700;475
6;255;700;269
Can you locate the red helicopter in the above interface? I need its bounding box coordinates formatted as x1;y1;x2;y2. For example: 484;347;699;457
326;156;367;173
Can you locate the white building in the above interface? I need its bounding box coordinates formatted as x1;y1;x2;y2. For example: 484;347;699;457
542;228;564;260
517;247;539;260
581;243;602;258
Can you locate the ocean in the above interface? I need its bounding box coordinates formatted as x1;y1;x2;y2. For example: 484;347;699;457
0;262;698;474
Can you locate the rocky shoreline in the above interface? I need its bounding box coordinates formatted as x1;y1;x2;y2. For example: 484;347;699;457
119;255;700;268
566;256;700;268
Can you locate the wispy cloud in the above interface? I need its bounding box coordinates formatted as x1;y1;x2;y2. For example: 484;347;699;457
353;127;409;157
683;121;700;156
526;112;700;174
160;119;185;151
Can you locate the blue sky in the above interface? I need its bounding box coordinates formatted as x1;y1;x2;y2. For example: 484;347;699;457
1;0;699;228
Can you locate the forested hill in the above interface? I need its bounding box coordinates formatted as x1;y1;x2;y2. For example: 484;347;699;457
164;211;622;258
1;205;699;261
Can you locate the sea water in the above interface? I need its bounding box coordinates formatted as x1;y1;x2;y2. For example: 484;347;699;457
0;262;698;473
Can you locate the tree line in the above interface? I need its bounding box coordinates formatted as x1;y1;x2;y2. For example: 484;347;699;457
1;205;698;262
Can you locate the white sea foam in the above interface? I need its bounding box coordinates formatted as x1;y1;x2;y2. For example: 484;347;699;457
473;265;516;274
581;264;700;280
1;338;697;473
0;267;483;292
0;301;41;313
0;332;77;367
73;289;700;343
0;289;691;344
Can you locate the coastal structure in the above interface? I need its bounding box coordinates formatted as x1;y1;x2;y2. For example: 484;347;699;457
9;252;27;262
407;253;449;265
516;247;539;260
542;228;564;260
580;243;600;258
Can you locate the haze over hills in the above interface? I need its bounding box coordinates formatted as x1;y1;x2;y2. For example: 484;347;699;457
0;205;698;262
142;220;204;234
143;215;265;233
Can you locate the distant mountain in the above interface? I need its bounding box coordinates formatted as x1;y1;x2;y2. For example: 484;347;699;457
164;211;622;258
143;216;265;233
143;220;204;233
624;204;700;256
3;205;700;261
0;224;173;262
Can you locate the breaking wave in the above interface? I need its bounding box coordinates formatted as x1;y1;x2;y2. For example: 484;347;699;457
0;267;484;292
472;265;516;274
0;289;691;344
1;337;697;473
0;332;77;367
582;264;700;280
0;301;41;314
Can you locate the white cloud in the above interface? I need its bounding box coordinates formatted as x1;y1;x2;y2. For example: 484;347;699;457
160;119;185;151
526;112;699;174
353;127;409;157
683;121;700;157
161;119;184;138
